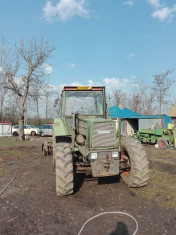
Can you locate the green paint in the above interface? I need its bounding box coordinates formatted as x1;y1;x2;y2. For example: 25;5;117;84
53;86;120;171
53;117;69;136
136;125;176;146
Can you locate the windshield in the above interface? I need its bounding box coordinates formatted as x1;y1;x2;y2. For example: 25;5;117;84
64;91;104;116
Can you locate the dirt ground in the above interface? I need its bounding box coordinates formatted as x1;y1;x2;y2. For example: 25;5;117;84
0;137;176;235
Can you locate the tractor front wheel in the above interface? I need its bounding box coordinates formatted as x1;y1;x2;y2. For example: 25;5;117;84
120;138;149;187
55;142;74;196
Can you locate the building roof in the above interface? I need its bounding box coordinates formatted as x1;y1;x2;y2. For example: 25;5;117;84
168;105;176;117
109;106;141;118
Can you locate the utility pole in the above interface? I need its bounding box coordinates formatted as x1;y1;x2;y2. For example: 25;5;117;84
45;92;49;121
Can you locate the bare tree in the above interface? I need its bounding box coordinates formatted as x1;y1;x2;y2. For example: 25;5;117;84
41;85;63;119
3;97;19;124
112;89;127;107
28;86;44;126
54;90;62;117
0;87;6;121
0;35;54;140
40;86;56;120
128;84;156;115
152;69;174;114
142;92;155;115
0;85;20;122
26;86;61;122
128;93;143;114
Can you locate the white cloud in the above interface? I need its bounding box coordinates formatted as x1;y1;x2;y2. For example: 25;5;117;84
152;5;176;22
132;82;140;89
58;80;100;88
42;64;53;75
66;63;76;68
43;0;89;23
57;81;83;88
47;84;60;91
148;0;176;22
126;53;136;60
122;78;130;84
87;79;101;86
102;77;135;94
70;81;83;86
122;1;134;6
48;77;139;97
147;0;163;9
103;78;122;88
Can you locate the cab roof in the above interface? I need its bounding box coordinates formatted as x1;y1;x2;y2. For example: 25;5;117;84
63;86;105;91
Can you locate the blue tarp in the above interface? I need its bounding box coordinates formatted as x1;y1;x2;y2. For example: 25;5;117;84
109;106;141;118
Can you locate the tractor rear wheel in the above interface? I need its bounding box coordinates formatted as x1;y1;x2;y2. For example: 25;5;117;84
55;142;74;196
120;138;149;187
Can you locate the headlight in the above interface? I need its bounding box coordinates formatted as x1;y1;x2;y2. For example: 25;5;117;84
112;151;119;158
91;152;98;160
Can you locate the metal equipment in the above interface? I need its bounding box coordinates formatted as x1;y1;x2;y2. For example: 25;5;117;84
42;141;53;156
136;123;176;148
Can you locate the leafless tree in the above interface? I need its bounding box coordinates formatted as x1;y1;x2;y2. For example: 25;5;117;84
127;84;156;115
128;93;143;114
54;90;62;117
112;89;127;107
43;87;54;120
0;87;6;121
1;93;19;123
0;34;54;140
152;69;174;114
142;92;155;115
40;85;59;120
28;84;50;126
0;85;20;122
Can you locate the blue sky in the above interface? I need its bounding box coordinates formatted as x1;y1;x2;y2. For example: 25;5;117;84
0;0;176;93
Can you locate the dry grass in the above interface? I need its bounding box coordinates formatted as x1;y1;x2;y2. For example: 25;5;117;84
0;137;30;148
131;146;176;210
0;137;29;176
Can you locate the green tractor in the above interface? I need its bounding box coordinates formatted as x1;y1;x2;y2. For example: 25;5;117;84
52;86;149;196
136;123;176;149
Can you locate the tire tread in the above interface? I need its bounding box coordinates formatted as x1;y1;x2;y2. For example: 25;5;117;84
121;137;149;187
55;142;74;196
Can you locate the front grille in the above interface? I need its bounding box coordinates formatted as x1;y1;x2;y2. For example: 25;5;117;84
92;122;116;148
